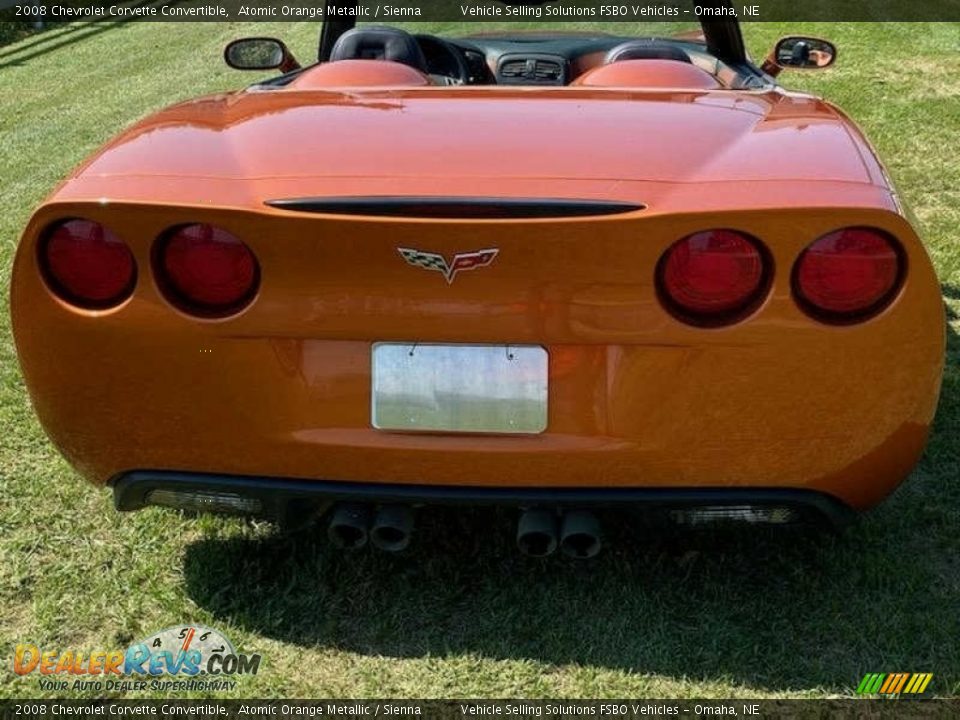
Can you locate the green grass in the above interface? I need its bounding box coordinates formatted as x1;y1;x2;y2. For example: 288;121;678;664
1;20;958;699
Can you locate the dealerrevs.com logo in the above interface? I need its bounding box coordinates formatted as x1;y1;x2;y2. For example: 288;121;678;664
14;625;261;692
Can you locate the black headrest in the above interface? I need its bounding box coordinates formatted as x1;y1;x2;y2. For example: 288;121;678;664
330;27;428;73
605;40;692;64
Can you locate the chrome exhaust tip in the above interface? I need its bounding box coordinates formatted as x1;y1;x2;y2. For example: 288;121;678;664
560;510;602;559
371;505;414;552
516;508;559;557
327;503;371;549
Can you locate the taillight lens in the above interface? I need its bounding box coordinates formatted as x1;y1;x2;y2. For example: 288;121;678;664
794;227;902;321
155;224;259;315
658;229;768;324
39;219;136;309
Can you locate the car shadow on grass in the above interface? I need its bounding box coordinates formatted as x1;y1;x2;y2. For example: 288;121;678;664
182;308;960;694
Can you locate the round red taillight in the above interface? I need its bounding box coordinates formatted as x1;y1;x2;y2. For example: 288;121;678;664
794;227;903;321
156;224;259;315
658;229;768;323
40;219;136;309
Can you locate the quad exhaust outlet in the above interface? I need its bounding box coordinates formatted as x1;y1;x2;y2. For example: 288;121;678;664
516;508;559;557
370;504;414;552
327;503;414;552
559;510;602;559
328;503;600;557
516;508;603;558
327;503;371;549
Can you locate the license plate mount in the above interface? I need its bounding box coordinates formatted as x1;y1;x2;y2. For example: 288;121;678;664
371;343;548;434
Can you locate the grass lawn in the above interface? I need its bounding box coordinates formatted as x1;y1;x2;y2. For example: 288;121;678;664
0;20;958;699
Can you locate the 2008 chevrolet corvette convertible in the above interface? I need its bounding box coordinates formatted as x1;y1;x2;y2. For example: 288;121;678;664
11;1;946;557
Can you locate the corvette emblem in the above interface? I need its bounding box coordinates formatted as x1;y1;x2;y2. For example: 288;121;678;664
397;247;498;284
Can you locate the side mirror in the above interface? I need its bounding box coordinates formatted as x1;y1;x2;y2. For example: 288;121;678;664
224;37;300;72
761;36;836;77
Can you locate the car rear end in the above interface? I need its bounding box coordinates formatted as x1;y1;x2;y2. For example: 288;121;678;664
10;190;945;548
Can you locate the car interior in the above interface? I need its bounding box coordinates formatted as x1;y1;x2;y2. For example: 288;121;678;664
257;25;763;91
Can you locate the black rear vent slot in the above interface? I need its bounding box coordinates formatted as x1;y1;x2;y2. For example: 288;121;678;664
534;60;562;81
266;197;645;219
500;60;527;78
496;54;568;85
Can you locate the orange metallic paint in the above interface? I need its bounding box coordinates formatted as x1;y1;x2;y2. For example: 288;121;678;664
572;60;722;89
287;60;432;88
10;82;945;511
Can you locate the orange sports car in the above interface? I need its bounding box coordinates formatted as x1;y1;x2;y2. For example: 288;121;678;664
10;3;945;558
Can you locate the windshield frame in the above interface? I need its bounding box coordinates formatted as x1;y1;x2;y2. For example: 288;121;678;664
316;0;747;65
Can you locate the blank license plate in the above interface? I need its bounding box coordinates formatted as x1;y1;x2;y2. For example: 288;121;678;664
371;343;548;434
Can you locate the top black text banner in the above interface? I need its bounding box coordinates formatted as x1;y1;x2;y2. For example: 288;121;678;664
3;0;960;21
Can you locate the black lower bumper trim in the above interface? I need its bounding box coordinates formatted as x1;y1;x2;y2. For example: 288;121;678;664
111;470;856;529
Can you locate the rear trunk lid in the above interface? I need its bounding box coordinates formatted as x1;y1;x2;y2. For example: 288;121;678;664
71;86;880;198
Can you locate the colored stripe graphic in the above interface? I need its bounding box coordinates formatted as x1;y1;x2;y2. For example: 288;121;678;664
879;674;896;693
858;672;933;695
857;673;885;694
892;673;909;693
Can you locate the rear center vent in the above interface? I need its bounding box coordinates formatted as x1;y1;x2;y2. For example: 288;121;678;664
496;54;568;85
534;60;563;81
499;59;528;79
265;197;645;219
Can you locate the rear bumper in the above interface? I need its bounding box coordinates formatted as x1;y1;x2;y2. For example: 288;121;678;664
111;470;857;530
